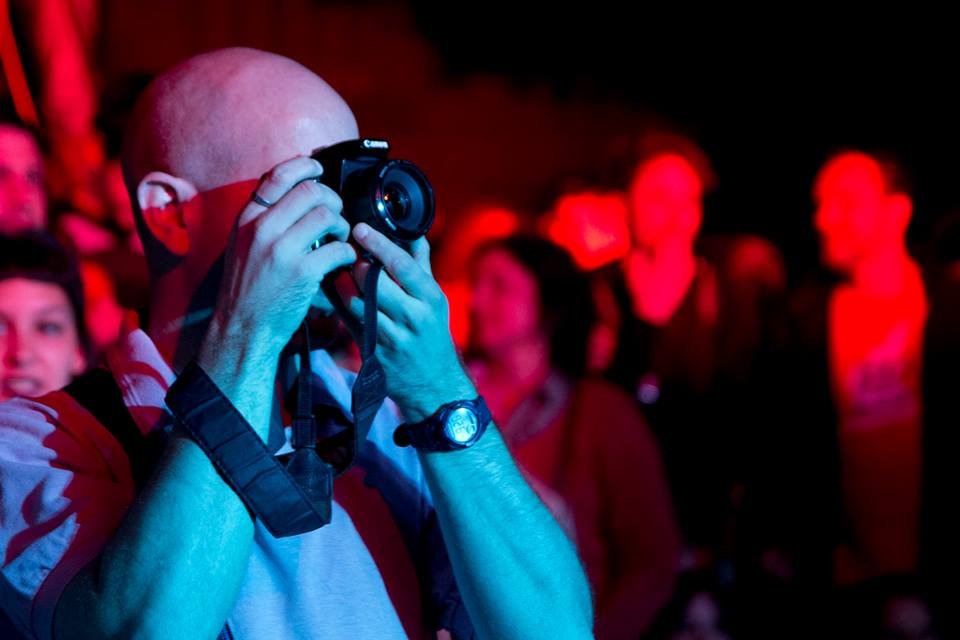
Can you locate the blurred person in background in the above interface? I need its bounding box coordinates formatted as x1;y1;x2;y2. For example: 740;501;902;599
467;234;680;638
539;188;632;376
608;133;787;584
433;202;521;348
761;150;928;637
0;232;88;403
0;121;46;234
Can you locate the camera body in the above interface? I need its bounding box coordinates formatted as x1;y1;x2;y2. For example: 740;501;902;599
312;139;435;245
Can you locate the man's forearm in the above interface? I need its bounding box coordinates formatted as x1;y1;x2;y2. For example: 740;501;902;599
54;436;256;639
420;425;594;640
54;339;274;639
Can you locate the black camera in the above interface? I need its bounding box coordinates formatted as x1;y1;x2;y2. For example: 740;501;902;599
312;139;435;245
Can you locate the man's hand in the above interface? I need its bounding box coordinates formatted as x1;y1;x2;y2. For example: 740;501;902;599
197;156;356;437
349;223;475;422
205;156;356;355
351;222;595;638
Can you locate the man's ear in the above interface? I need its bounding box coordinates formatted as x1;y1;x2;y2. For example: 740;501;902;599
887;192;913;235
136;171;199;256
678;203;704;239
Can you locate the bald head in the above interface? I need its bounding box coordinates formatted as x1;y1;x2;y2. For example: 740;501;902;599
123;47;358;193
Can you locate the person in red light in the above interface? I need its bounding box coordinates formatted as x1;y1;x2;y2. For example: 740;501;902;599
433;202;521;348
4;0;106;216
0;232;88;404
541;189;631;272
622;150;708;326
816;151;927;584
0;123;46;234
603;134;787;588
539;190;633;374
758;150;930;638
467;235;680;640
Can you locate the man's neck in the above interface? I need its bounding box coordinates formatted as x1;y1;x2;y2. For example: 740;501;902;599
479;335;552;416
849;244;918;297
146;268;217;374
624;238;698;325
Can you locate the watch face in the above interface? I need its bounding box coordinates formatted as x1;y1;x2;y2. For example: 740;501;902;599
444;406;480;445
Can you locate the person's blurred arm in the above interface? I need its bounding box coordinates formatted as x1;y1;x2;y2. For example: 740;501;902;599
13;0;105;213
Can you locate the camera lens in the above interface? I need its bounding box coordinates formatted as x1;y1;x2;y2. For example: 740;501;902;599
373;160;434;241
382;183;411;223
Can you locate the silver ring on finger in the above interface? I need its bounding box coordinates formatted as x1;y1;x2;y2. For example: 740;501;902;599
250;191;274;207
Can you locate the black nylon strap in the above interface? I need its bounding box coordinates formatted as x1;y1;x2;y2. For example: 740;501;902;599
351;261;388;449
168;262;389;538
292;323;316;451
320;261;389;457
166;361;332;537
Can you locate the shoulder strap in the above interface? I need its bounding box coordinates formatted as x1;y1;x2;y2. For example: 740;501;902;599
63;368;164;489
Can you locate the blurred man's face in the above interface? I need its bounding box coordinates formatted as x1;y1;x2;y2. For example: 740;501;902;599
0;278;85;402
628;154;703;250
813;154;891;275
469;248;543;357
0;126;47;234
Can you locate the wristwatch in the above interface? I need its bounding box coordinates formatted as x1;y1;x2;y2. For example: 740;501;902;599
394;396;491;451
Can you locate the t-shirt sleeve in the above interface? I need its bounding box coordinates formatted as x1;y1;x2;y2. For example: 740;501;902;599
0;394;135;640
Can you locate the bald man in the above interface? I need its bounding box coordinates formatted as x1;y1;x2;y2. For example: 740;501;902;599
0;49;592;640
802;151;927;588
815;151;927;584
751;150;928;636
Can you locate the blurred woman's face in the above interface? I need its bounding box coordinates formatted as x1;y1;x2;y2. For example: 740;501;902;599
0;278;86;402
470;248;543;356
0;125;47;234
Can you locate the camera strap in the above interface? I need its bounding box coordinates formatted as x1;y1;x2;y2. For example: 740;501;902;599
288;259;387;480
165;263;387;538
317;260;388;453
280;261;387;529
256;260;387;534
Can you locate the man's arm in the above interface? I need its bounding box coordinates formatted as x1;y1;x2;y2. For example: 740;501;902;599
53;433;259;640
350;223;594;640
53;157;356;639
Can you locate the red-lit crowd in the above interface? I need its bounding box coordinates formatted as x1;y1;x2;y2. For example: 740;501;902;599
5;108;952;638
0;8;952;638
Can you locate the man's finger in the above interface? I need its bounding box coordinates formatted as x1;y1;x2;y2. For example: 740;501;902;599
352;259;414;325
302;241;357;281
352;223;433;299
279;205;350;255
409;237;433;276
348;295;400;349
264;178;342;233
238;156;323;224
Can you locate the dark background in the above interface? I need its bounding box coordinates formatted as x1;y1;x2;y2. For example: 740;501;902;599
94;1;958;278
413;4;959;272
